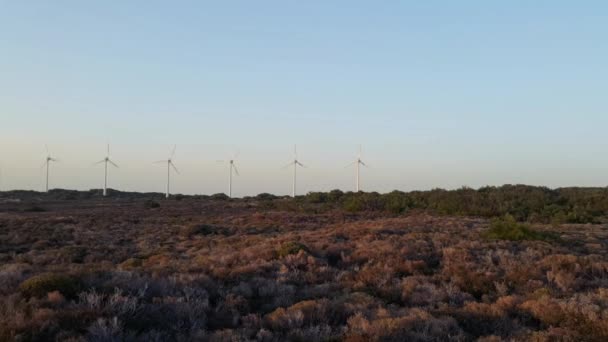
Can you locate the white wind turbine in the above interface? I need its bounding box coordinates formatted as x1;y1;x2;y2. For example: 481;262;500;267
217;151;240;198
345;145;368;192
155;145;179;198
42;145;59;192
93;144;119;196
283;145;306;197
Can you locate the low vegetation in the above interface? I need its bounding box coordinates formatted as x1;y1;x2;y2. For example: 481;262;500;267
276;241;309;258
483;215;560;241
18;273;81;299
0;186;607;340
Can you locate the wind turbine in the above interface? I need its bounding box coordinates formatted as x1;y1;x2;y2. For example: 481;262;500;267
93;144;119;196
155;145;179;198
42;145;59;192
283;145;306;197
217;151;239;198
346;145;367;192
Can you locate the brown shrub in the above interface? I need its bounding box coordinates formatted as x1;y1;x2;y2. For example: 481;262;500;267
276;241;309;258
3;197;608;341
180;223;217;237
47;290;65;304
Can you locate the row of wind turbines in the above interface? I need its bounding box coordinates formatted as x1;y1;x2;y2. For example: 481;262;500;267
41;145;369;198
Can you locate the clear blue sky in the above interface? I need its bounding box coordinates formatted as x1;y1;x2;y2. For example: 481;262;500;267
1;1;607;196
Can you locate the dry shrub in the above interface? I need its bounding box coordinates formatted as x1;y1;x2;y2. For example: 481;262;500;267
520;289;608;340
443;264;496;299
265;299;329;331
47;290;65;304
3;195;608;340
449;296;525;338
265;307;304;331
180;224;216;237
119;258;142;270
0;263;31;295
143;253;173;268
57;245;87;263
396;259;429;276
143;200;160;209
541;254;582;292
346;309;465;341
527;327;580;341
276;241;309;258
401;276;446;307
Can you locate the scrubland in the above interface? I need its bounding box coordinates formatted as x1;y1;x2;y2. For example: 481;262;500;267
1;186;608;341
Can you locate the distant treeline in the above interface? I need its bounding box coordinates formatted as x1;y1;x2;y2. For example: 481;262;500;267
2;185;608;223
293;185;608;224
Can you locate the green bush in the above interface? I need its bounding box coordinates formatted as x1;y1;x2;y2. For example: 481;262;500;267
19;273;82;298
256;193;279;201
384;191;407;214
305;192;328;204
211;193;230;201
327;189;344;202
276;241;309;258
341;192;384;212
284;185;607;223
483;215;559;241
343;196;364;212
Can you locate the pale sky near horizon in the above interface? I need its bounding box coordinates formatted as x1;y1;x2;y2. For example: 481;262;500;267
1;1;608;196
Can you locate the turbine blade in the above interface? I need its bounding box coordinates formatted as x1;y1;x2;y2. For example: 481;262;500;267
92;160;105;166
170;162;179;174
153;160;166;164
107;144;110;157
170;145;177;159
233;150;240;160
282;161;294;169
45;144;49;155
40;160;48;169
297;161;307;168
344;161;356;168
108;159;119;168
233;164;240;176
216;160;225;163
360;160;369;167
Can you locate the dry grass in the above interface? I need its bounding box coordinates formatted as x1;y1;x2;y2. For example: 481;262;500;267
0;197;607;341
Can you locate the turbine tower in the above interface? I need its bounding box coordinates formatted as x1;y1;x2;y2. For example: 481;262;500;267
155;145;179;198
283;145;306;197
94;144;119;196
346;145;367;192
42;145;59;192
218;151;239;198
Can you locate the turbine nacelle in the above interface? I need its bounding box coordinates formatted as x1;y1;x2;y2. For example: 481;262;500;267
156;145;179;198
93;144;119;196
285;145;306;197
345;145;368;192
219;151;240;198
43;145;59;192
